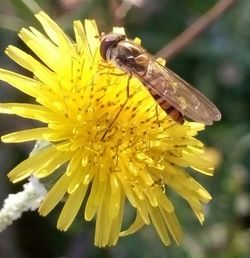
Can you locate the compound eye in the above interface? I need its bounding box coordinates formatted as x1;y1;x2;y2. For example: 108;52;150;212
99;33;125;60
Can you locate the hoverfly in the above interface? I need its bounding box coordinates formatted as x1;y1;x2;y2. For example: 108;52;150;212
99;33;221;125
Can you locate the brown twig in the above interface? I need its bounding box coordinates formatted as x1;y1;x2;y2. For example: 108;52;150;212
156;0;238;60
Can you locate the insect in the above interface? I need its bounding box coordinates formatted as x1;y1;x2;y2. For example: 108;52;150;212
99;32;221;125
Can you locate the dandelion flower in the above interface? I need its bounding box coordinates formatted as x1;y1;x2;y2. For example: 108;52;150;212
0;12;215;247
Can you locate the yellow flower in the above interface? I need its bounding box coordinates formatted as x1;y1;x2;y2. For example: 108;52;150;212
0;12;214;247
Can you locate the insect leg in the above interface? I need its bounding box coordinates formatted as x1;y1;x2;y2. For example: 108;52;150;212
101;74;131;141
155;104;160;127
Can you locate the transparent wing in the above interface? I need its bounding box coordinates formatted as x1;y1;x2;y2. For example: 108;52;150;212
123;57;221;125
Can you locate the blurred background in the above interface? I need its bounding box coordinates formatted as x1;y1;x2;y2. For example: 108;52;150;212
0;0;249;257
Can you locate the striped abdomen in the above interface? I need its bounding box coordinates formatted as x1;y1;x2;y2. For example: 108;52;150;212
147;87;184;124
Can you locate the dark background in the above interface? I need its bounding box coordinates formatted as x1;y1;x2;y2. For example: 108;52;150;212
0;0;249;258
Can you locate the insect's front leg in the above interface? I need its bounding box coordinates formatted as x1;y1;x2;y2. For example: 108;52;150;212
98;62;128;77
101;73;132;141
126;73;131;98
155;104;160;127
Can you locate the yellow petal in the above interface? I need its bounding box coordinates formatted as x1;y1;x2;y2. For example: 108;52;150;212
2;128;50;142
39;174;69;216
120;211;145;236
57;183;88;231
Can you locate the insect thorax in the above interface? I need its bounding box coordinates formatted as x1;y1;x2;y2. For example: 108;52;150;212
110;41;149;75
